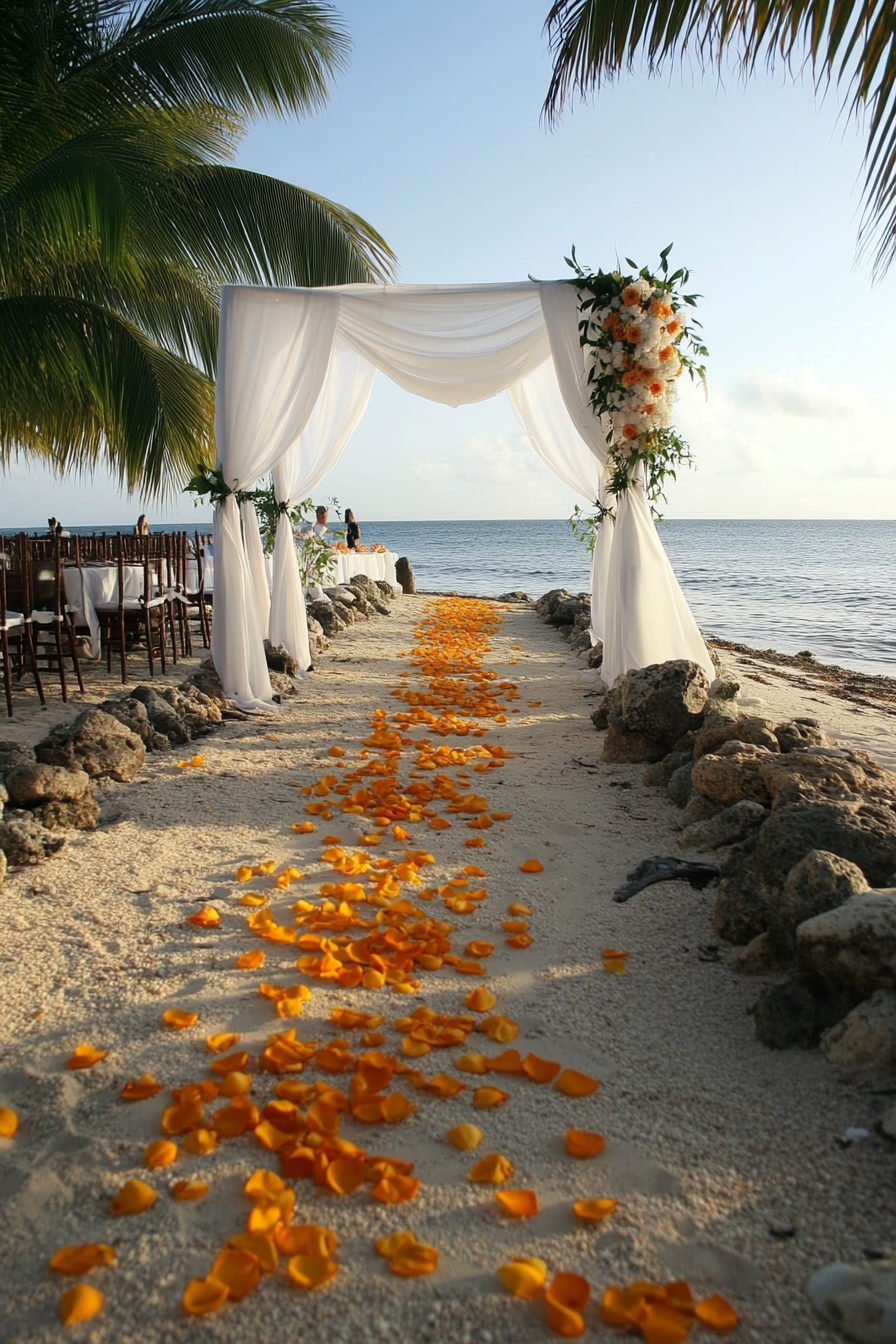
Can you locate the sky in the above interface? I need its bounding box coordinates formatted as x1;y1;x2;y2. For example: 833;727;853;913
2;0;894;526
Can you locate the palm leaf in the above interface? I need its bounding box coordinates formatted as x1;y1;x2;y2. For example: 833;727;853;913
0;294;214;497
543;0;896;274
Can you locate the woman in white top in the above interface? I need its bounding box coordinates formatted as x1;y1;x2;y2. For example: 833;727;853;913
312;505;328;538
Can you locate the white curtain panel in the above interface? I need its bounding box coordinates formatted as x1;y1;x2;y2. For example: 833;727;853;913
270;340;376;670
333;282;550;404
212;287;339;708
240;500;271;633
507;354;608;642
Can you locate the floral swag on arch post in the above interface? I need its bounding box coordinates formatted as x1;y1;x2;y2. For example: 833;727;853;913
566;244;708;534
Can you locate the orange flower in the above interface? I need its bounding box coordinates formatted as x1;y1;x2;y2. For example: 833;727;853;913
621;285;641;306
622;423;639;440
658;345;674;362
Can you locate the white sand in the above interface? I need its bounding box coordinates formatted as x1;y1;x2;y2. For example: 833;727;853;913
1;598;895;1343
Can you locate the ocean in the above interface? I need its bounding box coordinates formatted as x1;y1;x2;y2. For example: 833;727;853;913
4;519;894;677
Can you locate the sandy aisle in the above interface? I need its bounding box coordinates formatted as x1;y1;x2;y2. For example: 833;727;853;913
1;596;894;1344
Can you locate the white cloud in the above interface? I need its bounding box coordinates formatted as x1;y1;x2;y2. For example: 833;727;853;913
667;368;895;516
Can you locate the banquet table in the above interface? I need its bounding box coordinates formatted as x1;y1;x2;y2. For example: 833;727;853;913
63;564;150;659
325;550;399;588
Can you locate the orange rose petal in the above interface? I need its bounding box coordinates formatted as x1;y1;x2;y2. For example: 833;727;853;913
375;1230;417;1259
473;1086;510;1110
276;1224;338;1258
144;1139;177;1169
286;1255;338;1290
186;906;220;928
498;1257;547;1299
464;987;496;1012
227;1233;279;1273
236;865;254;882
468;1152;513;1183
50;1244;117;1274
172;1179;208;1201
389;1243;439;1277
522;1054;561;1083
573;1197;617;1222
495;1188;539;1217
507;903;532;915
519;858;543;873
489;1049;524;1074
565;1128;605;1158
445;1123;483;1153
236;949;266;970
455;1053;491;1074
464;838;485;848
370;1174;420;1204
109;1178;157;1215
181;1128;217;1156
480;1015;518;1044
210;1248;260;1299
65;1043;108;1070
323;1157;366;1196
206;1032;240;1053
695;1294;740;1333
58;1284;103;1326
0;1106;19;1137
161;1008;198;1030
639;1302;693;1343
546;1272;590;1339
182;1277;228;1315
554;1069;598;1098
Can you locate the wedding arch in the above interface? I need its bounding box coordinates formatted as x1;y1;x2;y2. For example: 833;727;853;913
209;278;714;710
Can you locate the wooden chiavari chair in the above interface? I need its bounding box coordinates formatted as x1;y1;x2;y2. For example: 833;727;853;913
0;539;45;716
95;535;168;683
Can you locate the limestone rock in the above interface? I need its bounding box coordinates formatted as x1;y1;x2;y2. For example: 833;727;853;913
182;666;230;710
324;585;355;603
535;588;570;618
602;723;667;764
127;686;188;745
0;779;6;819
497;591;530;602
346;592;374;619
708;673;740;700
309;601;347;637
269;671;300;699
4;764;91;807
32;794;100;831
330;599;355;625
798;891;896;1001
769;850;869;957
160;686;222;737
374;580;395;601
731;931;781;975
35;710;145;783
667;764;694;807
693;715;780;761
263;641;299;677
683;792;721;826
307;616;328;653
395;557;415;594
547;595;590;629
0;814;66;865
691;742;773;808
775;718;829;753
821;990;896;1069
587;641;604;669
679;799;768;853
0;741;37;778
808;1259;896;1343
758;749;878;809
98;696;170;752
604;660;709;747
590;697;609;731
713;867;774;945
755;976;819;1049
754;801;896;892
569;629;592;654
0;847;6;886
643;749;693;789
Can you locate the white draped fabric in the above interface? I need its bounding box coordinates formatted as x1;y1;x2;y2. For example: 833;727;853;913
214;279;713;708
269;340;376;670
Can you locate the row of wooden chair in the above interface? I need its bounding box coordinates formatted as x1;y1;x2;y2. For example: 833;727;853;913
0;532;213;716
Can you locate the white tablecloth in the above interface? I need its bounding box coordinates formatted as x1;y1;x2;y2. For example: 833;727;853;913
326;550;398;587
64;565;148;658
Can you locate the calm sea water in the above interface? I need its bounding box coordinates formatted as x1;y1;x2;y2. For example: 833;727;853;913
4;519;894;676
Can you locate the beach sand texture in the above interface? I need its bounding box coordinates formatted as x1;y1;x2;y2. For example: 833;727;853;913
1;595;895;1343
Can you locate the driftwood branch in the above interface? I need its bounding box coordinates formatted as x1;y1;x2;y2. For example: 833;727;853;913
614;856;721;903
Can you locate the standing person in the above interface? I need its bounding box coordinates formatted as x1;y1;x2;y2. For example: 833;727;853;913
345;508;361;550
312;506;328;538
134;514;150;536
55;521;70;537
46;517;57;536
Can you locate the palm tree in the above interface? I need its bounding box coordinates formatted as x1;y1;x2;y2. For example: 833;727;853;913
0;0;395;499
542;0;896;276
